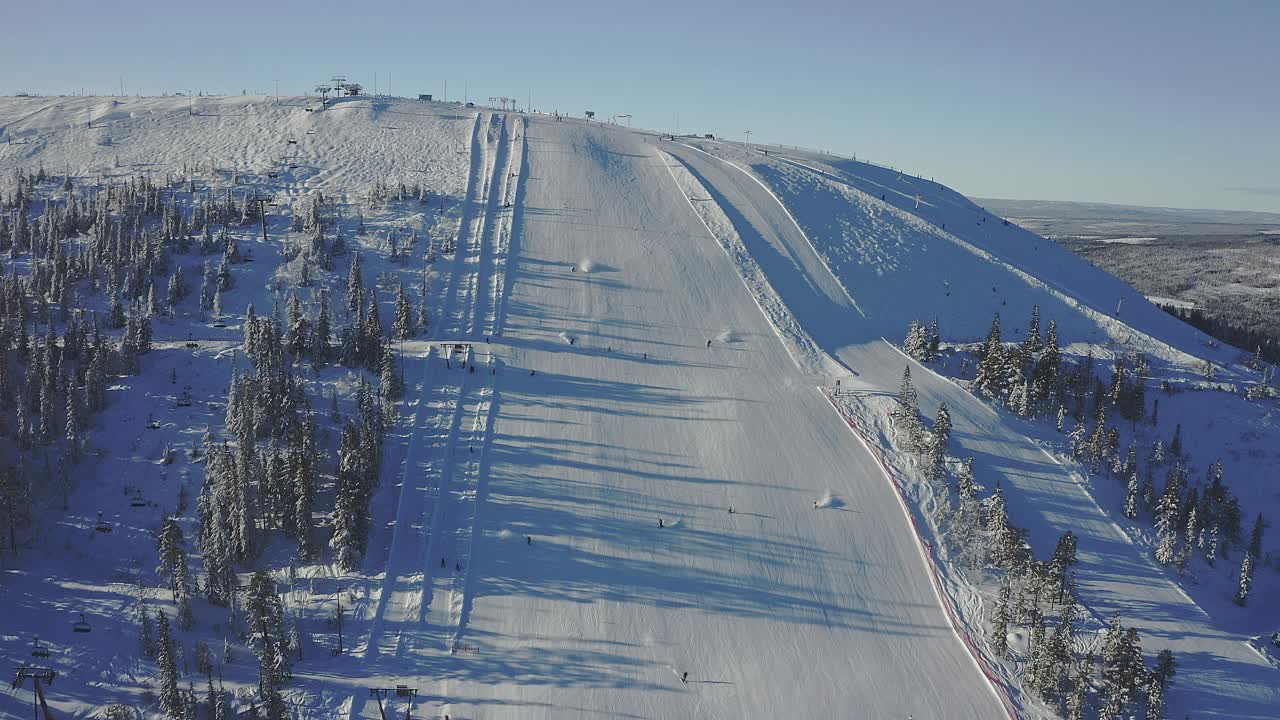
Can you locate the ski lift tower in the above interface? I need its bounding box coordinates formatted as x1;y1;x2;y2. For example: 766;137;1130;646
331;76;347;98
314;85;333;107
12;666;57;720
616;114;632;128
369;685;417;720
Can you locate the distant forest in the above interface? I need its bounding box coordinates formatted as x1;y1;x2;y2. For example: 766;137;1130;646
1160;304;1279;365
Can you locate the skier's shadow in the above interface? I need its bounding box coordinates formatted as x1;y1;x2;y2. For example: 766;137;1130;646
691;679;734;685
733;511;774;519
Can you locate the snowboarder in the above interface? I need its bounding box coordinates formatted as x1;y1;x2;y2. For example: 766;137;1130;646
658;518;664;528
681;672;688;684
441;557;446;568
530;369;536;376
643;352;647;360
526;535;532;545
706;339;711;348
455;562;462;571
728;506;734;514
813;501;819;509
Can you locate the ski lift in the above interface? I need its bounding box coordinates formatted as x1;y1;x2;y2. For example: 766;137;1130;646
130;490;148;508
176;391;193;408
94;512;113;533
146;415;161;430
30;637;49;658
287;138;298;145
267;172;279;179
288;163;299;170
212;321;228;328
71;613;92;633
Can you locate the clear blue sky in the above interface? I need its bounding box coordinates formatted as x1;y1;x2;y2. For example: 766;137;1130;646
4;0;1277;212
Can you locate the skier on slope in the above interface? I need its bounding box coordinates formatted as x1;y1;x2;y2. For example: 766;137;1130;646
681;671;688;684
658;518;664;528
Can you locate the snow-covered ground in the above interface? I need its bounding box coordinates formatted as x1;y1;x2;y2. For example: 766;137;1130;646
1;95;1276;719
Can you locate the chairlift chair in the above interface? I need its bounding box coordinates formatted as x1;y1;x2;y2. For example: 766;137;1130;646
130;491;148;508
30;637;50;658
72;613;91;633
94;512;113;533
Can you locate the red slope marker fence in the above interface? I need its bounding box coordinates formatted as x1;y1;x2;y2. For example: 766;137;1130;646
821;387;1020;720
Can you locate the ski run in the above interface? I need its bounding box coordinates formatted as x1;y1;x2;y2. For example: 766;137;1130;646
0;94;1276;720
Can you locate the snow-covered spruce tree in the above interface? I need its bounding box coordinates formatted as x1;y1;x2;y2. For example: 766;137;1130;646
285;292;308;357
1098;616;1143;720
1021;304;1042;357
973;314;1009;399
1049;531;1078;603
927;316;940;360
903;319;930;361
1145;649;1176;720
155;610;182;718
331;423;370;571
892;366;924;451
347;253;363;314
1169;423;1183;458
1124;471;1140;519
1248;512;1267;559
1235;552;1254;606
380;346;403;401
923;403;951;486
989;581;1011;659
137;601;155;660
311;290;332;364
985;484;1023;570
1065;653;1093;720
393;282;415;339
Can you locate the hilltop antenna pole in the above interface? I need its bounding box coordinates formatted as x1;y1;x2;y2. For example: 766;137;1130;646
274;80;279;105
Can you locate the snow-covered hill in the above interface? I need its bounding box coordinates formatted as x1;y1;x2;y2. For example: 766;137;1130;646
0;95;1275;720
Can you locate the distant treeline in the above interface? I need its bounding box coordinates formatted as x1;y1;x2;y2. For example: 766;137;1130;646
1161;304;1279;365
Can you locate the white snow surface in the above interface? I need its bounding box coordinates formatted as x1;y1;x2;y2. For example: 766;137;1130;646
0;95;1276;719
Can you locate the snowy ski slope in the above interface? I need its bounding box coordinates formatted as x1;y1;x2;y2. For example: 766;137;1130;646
1;95;1275;719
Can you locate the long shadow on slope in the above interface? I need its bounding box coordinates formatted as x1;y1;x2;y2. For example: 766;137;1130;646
664;148;871;358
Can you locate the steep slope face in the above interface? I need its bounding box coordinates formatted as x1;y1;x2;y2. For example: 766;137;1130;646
660;139;1280;718
736;146;1238;374
425;118;1006;718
